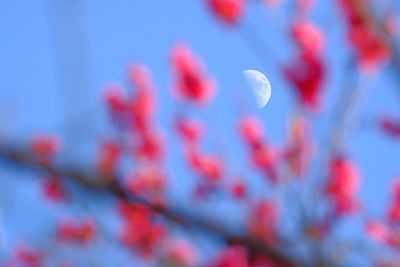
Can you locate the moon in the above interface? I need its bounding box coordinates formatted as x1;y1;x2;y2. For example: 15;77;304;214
242;70;271;108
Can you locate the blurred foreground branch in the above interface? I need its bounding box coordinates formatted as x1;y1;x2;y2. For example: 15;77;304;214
0;143;298;266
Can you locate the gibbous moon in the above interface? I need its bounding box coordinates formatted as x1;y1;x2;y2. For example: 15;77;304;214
242;70;271;108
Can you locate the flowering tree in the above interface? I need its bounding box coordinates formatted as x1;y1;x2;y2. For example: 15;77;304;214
1;0;400;266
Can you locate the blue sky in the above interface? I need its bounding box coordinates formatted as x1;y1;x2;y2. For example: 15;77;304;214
0;0;400;265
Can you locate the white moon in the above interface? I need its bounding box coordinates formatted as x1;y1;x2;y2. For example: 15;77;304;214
242;70;271;108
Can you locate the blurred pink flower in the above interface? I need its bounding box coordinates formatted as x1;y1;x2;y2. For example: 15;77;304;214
171;44;216;105
208;0;245;25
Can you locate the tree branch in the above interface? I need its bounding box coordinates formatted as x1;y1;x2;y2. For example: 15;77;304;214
0;143;298;266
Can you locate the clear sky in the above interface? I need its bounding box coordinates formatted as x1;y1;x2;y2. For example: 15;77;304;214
0;0;400;265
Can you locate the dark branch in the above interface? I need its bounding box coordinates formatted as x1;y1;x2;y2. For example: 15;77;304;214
0;143;298;266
